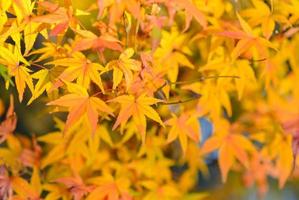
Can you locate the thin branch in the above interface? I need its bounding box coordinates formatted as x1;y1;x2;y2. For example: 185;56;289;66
168;75;240;85
30;62;47;69
159;94;202;105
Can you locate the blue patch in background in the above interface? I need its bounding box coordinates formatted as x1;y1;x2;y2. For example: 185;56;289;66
198;117;218;164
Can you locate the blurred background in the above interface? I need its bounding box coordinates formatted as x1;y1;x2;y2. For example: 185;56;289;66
1;82;299;200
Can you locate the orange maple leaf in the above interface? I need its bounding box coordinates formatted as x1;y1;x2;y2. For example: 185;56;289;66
109;94;164;143
201;120;255;182
165;113;200;154
47;84;113;134
55;176;94;200
218;13;276;60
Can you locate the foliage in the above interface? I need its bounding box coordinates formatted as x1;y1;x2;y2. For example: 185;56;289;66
0;0;299;199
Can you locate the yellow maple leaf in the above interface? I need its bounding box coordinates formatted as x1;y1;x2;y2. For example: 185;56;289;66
106;48;141;90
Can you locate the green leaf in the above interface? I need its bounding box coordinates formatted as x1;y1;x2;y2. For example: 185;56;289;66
0;64;14;86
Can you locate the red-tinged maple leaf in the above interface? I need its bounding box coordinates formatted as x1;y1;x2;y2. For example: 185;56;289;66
130;52;168;97
175;0;207;29
102;0;141;26
19;137;42;168
281;116;299;158
56;176;94;200
73;29;122;52
165;113;200;154
201;120;255;182
243;153;275;198
86;176;132;200
32;1;81;36
47;84;114;134
268;90;299;163
109;94;164;143
106;48;141;90
0;95;16;143
217;13;277;60
0;165;41;199
149;0;207;29
129;68;166;97
0;165;12;200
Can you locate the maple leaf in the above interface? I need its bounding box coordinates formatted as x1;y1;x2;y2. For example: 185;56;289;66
265;133;294;188
101;0;141;26
27;69;52;105
175;0;207;29
0;95;16;143
240;0;288;39
149;0;207;30
47;83;113;134
165;113;200;154
86;175;132;200
218;13;277;60
32;1;78;36
30;42;69;63
0;46;33;101
73;29;123;52
55;175;94;200
200;58;257;100
19;137;42;168
106;48;141;90
129;66;167;97
243;152;275;198
48;52;105;92
109;94;164;143
154;28;194;82
12;0;40;55
201;120;255;182
11;167;42;200
0;165;12;199
0;165;41;200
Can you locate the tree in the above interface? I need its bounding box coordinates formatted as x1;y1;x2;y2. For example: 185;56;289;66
0;0;299;199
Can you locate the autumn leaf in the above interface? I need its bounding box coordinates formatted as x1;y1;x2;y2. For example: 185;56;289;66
218;12;277;60
0;95;16;145
0;46;33;101
240;0;288;39
73;29;123;52
201;120;255;182
264;134;294;188
11;176;40;199
165;113;200;154
32;1;78;36
55;175;94;200
47;83;113;134
12;0;41;55
154;28;194;82
106;48;141;90
175;0;207;29
86;175;132;200
49;52;105;92
109;94;164;143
